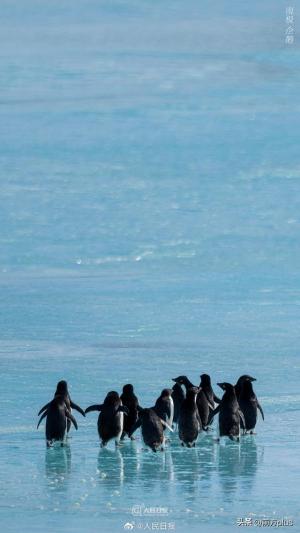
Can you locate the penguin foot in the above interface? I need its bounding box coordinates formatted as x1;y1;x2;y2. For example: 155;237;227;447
181;442;185;447
46;440;53;448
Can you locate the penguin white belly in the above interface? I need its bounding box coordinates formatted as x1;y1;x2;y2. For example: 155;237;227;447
115;412;124;445
169;397;174;428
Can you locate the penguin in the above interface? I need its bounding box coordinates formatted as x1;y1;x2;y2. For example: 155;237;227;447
38;380;85;432
171;382;185;427
172;375;213;429
199;373;221;428
37;395;78;447
178;386;202;447
238;378;264;434
199;373;221;408
120;384;140;440
85;391;129;447
153;389;174;430
235;375;256;400
208;382;245;441
129;408;171;452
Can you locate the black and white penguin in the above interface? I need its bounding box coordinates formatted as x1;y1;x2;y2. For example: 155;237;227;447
238;378;264;434
172;375;213;429
178;386;202;447
129;408;169;452
209;382;245;441
85;391;129;447
38;380;85;432
37;395;78;447
120;384;140;440
153;389;174;430
234;375;256;400
171;382;185;427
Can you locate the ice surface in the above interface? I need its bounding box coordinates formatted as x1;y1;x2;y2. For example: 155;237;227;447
0;1;300;531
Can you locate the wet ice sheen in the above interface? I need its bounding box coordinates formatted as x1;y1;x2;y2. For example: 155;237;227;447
0;0;300;532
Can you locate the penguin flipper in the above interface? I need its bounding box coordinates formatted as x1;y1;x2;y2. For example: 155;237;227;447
66;410;78;430
257;402;264;420
85;404;103;414
38;402;50;416
70;400;86;417
160;419;174;432
207;405;220;425
37;410;47;429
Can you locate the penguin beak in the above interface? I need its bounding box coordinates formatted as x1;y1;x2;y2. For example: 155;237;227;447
217;382;226;390
250;377;257;382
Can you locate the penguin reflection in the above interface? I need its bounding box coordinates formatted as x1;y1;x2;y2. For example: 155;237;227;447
136;447;174;492
45;445;71;494
97;447;125;491
117;441;141;484
239;438;262;493
170;444;201;504
217;441;241;500
217;437;260;500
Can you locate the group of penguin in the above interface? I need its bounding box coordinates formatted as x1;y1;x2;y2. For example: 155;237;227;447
37;374;264;452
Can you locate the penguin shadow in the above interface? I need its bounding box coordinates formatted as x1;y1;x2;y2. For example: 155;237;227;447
45;445;72;492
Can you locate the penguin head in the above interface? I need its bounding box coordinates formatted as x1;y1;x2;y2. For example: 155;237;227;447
123;384;134;395
236;375;256;386
104;391;120;405
200;374;211;386
172;376;187;385
217;382;234;393
160;388;172;398
241;379;254;393
56;380;68;394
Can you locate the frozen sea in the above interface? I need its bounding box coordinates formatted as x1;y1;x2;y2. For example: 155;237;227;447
0;1;300;532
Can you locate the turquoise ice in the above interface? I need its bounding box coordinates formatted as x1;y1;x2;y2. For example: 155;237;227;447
0;1;299;532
